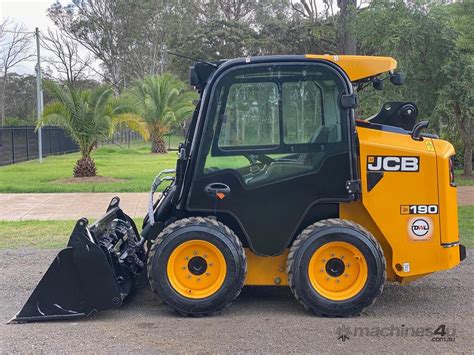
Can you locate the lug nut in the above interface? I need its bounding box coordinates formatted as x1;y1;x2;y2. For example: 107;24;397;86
206;272;211;276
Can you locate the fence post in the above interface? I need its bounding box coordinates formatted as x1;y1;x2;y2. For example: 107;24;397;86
58;128;62;153
25;126;29;161
11;128;15;164
49;127;52;156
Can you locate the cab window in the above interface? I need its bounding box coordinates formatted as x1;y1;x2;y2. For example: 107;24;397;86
201;64;348;187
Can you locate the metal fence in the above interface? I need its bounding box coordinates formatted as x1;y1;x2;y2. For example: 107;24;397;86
0;126;186;166
101;130;185;151
0;126;79;166
101;129;146;148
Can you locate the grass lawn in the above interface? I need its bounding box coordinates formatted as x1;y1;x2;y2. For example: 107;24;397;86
0;218;143;249
455;170;474;186
0;143;177;193
0;207;472;249
458;205;474;247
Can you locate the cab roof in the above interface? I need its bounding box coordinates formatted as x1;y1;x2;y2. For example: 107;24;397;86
305;54;397;81
190;54;398;91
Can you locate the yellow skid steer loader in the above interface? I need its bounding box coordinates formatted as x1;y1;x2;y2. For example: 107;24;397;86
10;54;466;322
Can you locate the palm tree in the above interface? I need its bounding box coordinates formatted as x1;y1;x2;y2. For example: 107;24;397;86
129;74;197;153
39;81;149;177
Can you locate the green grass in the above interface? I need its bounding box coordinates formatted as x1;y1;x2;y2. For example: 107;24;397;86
455;170;474;186
0;220;77;248
0;208;471;250
459;206;474;247
0;218;143;249
0;143;178;193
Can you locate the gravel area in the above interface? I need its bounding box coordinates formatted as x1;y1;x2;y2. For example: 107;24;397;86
0;249;471;353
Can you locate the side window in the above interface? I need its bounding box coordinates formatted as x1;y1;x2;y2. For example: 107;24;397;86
218;83;279;148
282;81;323;144
202;64;348;186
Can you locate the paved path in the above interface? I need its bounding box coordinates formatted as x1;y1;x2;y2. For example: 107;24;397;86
0;193;150;221
0;186;472;221
457;186;474;207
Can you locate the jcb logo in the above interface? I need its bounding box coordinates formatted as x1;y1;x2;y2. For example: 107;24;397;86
367;156;419;172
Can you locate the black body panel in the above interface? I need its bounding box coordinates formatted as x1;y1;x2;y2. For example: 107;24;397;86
188;153;352;255
367;101;418;131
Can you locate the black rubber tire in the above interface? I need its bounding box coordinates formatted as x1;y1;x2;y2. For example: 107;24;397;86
287;218;386;317
147;217;246;316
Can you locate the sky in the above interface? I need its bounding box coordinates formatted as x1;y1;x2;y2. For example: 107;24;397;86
0;0;66;74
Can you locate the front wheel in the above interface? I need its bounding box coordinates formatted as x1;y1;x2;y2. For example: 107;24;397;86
147;217;246;316
287;219;386;316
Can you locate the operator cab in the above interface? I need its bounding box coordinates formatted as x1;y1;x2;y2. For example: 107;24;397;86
184;56;357;255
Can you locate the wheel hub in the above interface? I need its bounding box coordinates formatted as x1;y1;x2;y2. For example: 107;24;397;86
188;256;207;276
325;258;345;277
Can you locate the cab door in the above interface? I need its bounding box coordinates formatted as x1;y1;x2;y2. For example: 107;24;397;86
186;62;356;256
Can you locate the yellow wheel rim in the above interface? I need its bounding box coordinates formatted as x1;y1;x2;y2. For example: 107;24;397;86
308;241;368;301
167;240;227;299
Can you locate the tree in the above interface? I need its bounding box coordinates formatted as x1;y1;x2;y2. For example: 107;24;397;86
128;74;197;153
41;28;90;86
355;0;454;120
337;0;357;54
2;73;36;123
0;19;34;125
434;0;474;176
434;56;473;176
48;0;171;91
39;81;149;177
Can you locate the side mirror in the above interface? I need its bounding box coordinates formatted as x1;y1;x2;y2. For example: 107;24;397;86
390;72;405;86
373;77;384;90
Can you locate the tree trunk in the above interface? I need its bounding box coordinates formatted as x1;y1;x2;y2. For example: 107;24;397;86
464;143;472;177
338;0;357;54
73;156;97;177
151;132;168;154
0;69;7;126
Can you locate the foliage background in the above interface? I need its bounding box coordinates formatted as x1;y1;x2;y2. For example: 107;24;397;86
0;0;472;173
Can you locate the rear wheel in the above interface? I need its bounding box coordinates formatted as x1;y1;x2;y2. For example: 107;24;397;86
147;217;246;316
287;219;386;316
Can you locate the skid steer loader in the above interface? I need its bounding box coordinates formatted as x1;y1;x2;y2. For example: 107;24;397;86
10;54;466;323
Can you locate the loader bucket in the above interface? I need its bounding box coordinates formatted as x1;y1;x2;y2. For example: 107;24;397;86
9;218;123;323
